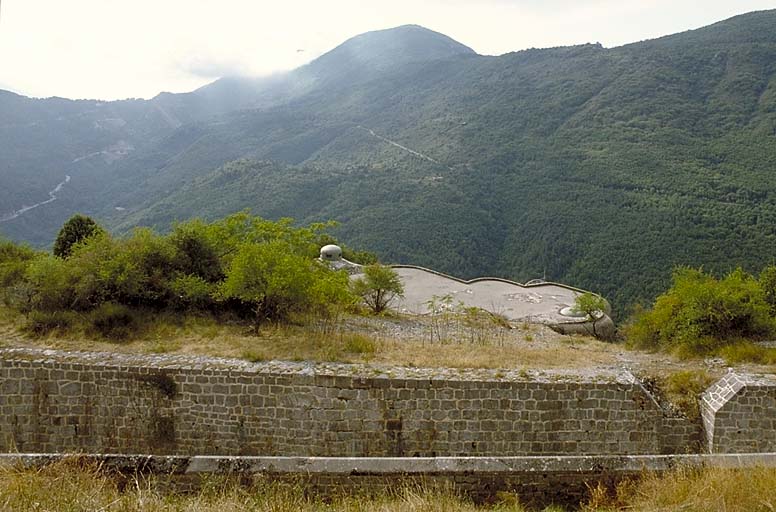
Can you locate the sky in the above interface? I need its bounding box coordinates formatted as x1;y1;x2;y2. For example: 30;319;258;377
1;0;775;101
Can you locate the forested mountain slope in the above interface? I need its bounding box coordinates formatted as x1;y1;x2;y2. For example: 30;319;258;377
2;15;776;315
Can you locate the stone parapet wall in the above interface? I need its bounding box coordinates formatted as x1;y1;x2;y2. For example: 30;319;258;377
0;349;699;456
701;372;776;453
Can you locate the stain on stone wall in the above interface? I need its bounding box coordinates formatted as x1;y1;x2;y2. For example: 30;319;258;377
0;350;705;456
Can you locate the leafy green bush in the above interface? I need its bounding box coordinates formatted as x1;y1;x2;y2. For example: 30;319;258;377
23;255;78;312
626;267;774;354
88;302;137;341
0;238;39;307
760;265;776;315
170;274;216;310
4;212;356;334
218;240;352;326
0;239;38;287
111;228;178;307
169;220;224;283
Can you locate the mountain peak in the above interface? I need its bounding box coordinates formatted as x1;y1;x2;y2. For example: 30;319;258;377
307;24;476;75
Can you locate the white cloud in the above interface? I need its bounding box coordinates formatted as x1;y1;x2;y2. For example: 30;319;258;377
0;0;774;100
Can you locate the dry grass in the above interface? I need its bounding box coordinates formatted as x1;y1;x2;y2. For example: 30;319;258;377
371;336;617;369
717;341;776;365
0;459;542;512
616;465;776;512
0;306;620;370
3;460;776;512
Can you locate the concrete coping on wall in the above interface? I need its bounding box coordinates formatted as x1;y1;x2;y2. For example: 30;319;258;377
733;372;776;386
3;453;776;475
700;370;776;453
701;371;776;412
0;347;636;384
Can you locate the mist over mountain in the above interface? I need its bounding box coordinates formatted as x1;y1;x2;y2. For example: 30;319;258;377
2;13;776;315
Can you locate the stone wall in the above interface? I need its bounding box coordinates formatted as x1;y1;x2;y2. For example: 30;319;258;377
0;349;700;456
701;371;776;453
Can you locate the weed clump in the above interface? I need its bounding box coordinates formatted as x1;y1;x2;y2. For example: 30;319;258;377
661;370;716;419
717;341;776;365
89;302;138;341
23;310;78;336
342;333;377;355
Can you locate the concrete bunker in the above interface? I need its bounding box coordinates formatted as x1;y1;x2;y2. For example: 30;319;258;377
319;245;614;337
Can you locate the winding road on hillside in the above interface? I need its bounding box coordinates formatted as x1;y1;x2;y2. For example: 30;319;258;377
357;125;455;171
1;140;137;223
0;174;71;223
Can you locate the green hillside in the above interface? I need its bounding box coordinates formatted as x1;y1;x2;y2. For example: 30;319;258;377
2;14;776;316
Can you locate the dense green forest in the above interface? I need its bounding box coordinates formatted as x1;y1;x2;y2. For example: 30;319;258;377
2;12;776;316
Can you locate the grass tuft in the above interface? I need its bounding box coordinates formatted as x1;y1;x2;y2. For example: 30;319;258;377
624;465;776;512
342;333;377;355
661;369;716;419
717;341;776;365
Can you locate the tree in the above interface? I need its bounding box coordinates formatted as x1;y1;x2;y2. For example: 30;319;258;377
352;264;404;314
572;292;608;338
218;240;350;327
53;214;105;259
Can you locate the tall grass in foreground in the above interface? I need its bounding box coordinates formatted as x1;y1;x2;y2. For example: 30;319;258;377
623;465;776;512
0;460;539;512
2;461;776;512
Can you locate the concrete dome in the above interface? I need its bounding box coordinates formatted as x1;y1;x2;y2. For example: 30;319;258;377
320;244;343;261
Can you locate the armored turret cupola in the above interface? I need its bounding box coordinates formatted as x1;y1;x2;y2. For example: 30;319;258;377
320;244;343;262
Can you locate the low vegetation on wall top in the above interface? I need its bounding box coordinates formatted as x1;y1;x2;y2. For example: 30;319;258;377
3;212;776;366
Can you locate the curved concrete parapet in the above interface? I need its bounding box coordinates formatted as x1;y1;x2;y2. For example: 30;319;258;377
319;245;614;336
389;265;614;336
549;313;616;340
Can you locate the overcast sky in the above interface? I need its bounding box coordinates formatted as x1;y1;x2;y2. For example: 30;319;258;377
1;0;775;101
